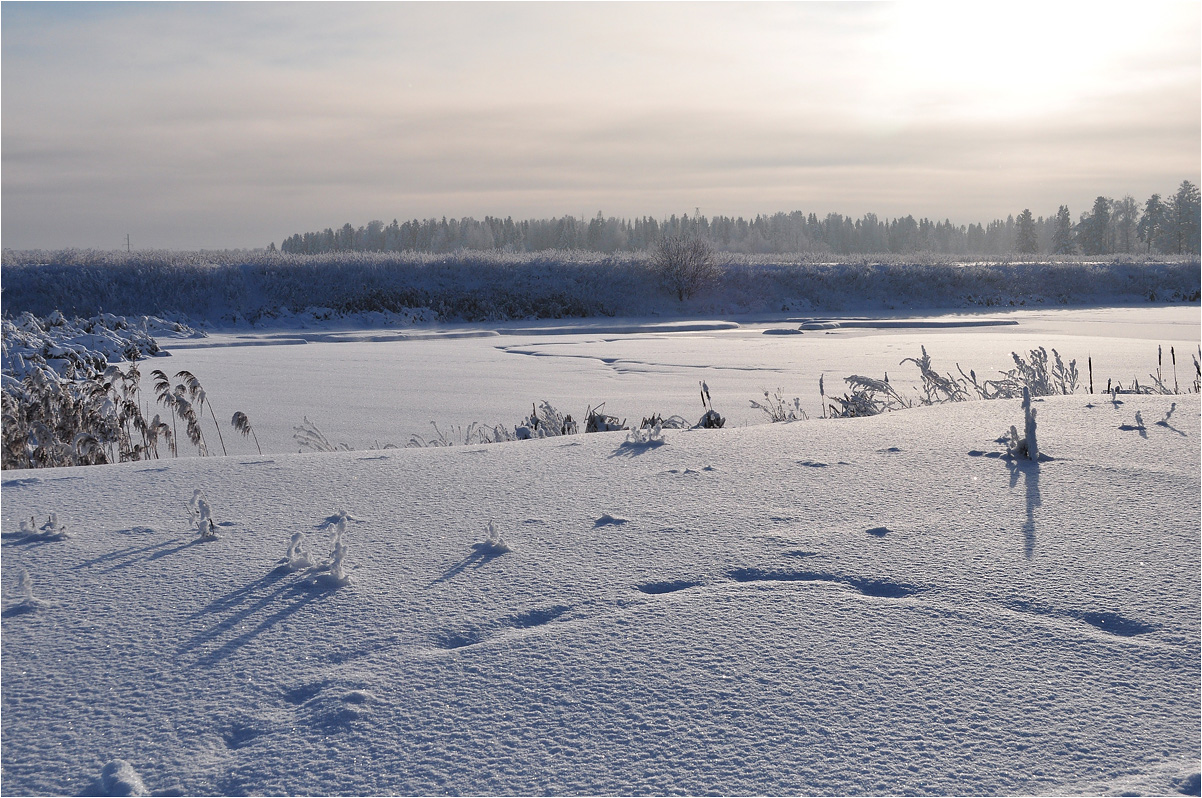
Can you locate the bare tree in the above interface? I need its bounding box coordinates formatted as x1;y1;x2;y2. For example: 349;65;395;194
653;235;719;301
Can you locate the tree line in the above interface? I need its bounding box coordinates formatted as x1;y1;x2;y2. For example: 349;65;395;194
277;180;1200;257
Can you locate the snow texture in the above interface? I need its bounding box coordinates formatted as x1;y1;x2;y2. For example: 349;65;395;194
2;385;1198;795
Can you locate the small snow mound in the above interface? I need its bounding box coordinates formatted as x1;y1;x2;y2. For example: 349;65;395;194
3;569;46;616
341;689;377;705
99;759;148;797
471;520;511;555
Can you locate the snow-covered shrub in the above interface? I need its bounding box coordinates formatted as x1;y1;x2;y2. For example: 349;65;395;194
653;236;720;301
1155;403;1178;427
750;390;807;422
6;569;46;614
585;403;625;433
293;417;352;453
187;489;217;540
282;532;315;571
407;421;512;448
980;347;1079;398
2;358;178;469
1004;388;1040;461
473;520;511;555
827;374;911;418
901;346;972;404
624;423;666;446
323;512;351;585
1119;411;1147;432
15;513;69;541
0;310;206;469
696;382;725;428
516;401;577;439
640;412;689;429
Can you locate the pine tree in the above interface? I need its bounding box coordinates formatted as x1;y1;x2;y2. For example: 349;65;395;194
1168;180;1201;254
1138;194;1167;253
1052;206;1075;254
1016;209;1038;254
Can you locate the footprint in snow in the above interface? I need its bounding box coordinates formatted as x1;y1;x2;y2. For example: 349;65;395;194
432;605;573;650
637;579;703;595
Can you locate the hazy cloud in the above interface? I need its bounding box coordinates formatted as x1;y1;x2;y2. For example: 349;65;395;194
3;2;1198;249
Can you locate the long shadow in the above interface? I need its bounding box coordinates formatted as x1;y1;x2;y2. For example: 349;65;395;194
71;539;178;569
1008;459;1041;559
190;581;333;667
429;546;506;585
1;534;62;549
1155;420;1188;437
608;439;668;458
96;537;207;573
180;570;338;666
189;567;293;619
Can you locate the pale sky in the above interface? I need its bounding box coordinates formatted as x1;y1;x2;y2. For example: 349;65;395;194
2;1;1199;250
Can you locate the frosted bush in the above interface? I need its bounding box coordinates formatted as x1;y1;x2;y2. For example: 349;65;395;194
9;569;45;613
516;401;578;439
473;520;511;555
407;421;513;448
323;512;351;585
293;417;351;453
1004;388;1040;462
625;423;666;446
696;382;725;428
1156;403;1178;427
15;513;69;541
750;390;807;422
584;403;624;433
3;249;1197;323
827;374;910;418
187;489;217;540
283;532;314;571
979;347;1079;398
901;346;971;404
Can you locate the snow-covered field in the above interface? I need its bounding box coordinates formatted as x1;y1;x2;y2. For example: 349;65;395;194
2;306;1200;796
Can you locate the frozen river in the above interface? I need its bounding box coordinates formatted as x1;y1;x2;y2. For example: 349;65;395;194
155;305;1200;455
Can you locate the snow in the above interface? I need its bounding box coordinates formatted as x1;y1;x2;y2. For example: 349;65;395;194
2;386;1199;795
126;305;1200;453
1;304;1200;795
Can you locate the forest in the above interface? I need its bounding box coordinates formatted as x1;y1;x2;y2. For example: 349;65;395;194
278;180;1201;258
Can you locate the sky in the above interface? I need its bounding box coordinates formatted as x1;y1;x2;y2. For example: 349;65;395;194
1;1;1199;251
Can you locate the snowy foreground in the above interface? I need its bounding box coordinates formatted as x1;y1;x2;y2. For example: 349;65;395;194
2;392;1199;796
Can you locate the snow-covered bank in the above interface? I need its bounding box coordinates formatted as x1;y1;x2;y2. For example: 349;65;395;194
3;249;1198;323
2;394;1198;795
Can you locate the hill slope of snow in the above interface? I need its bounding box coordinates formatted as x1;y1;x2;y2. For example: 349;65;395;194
2;394;1198;796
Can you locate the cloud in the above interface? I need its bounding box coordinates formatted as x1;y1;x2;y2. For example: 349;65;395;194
2;2;1198;249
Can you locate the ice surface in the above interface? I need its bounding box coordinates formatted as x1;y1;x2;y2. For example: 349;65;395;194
2;386;1198;795
138;305;1199;454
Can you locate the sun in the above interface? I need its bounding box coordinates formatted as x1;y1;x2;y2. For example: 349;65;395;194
864;3;1174;125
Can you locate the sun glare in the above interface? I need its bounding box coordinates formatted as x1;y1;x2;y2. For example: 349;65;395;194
867;3;1173;125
